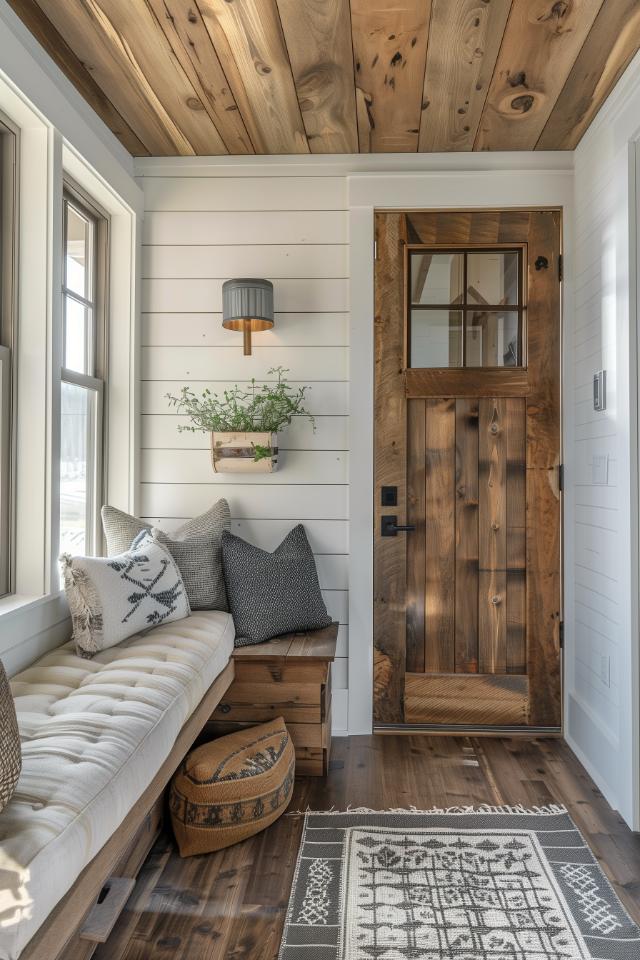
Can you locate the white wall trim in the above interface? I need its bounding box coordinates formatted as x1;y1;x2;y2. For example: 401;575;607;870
348;169;574;735
135;152;573;180
0;5;142;674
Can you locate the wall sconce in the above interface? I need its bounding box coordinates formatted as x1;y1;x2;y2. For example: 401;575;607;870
222;278;274;356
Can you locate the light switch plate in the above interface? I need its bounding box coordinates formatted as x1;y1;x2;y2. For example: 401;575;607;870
593;369;607;411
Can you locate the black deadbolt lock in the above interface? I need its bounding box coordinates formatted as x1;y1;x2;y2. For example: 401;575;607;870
535;255;549;271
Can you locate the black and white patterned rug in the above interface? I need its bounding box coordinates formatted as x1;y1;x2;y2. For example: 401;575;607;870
278;806;640;959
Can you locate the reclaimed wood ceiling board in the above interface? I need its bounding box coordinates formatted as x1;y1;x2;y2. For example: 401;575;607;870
8;0;640;156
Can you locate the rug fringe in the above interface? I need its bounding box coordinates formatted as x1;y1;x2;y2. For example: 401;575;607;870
288;803;567;816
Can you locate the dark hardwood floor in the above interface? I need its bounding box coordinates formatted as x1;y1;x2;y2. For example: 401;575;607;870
96;735;640;959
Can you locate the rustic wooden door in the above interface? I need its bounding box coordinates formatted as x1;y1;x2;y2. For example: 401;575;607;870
374;210;561;730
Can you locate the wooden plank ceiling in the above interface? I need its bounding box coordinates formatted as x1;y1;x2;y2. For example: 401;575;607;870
9;0;640;156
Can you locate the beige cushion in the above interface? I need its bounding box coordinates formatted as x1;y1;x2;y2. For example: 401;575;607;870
0;662;20;814
0;610;234;960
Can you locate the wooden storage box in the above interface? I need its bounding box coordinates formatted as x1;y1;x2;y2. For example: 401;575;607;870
208;624;338;776
210;431;278;473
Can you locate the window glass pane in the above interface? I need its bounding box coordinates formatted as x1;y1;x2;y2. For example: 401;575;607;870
65;203;91;299
465;310;521;367
411;253;464;305
410;309;462;367
466;251;519;306
64;296;90;374
59;381;95;560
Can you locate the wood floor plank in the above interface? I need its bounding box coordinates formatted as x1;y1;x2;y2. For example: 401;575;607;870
97;735;640;960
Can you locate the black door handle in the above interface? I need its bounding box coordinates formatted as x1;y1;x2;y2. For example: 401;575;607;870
381;515;416;537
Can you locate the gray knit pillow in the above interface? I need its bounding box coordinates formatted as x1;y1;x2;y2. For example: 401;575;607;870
222;524;331;646
101;505;149;556
152;500;230;611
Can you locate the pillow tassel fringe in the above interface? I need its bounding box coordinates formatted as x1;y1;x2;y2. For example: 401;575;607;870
60;554;104;658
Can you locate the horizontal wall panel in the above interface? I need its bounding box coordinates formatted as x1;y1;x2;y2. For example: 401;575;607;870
333;657;348;690
140;484;348;520
142;346;348;382
142;278;348;314
143;176;346;212
142;312;348;347
140;449;348;485
229;519;349;559
141;380;349;416
143;211;348;245
142;415;348;451
322;590;348;625
142;244;347;280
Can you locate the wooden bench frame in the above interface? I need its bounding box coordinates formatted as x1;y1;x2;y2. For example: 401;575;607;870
20;660;235;960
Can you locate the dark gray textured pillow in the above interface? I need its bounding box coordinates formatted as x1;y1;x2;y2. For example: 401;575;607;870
152;500;230;611
222;524;331;646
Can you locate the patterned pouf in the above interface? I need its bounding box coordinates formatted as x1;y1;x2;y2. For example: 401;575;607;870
169;717;295;856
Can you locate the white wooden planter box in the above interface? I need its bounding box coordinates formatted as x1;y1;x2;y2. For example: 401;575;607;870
210;431;278;473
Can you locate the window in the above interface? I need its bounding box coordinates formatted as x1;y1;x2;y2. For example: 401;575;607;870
0;117;17;598
408;248;524;368
59;186;108;560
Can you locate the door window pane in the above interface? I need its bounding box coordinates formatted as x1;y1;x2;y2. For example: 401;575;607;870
65;204;91;299
466;251;519;306
64;296;90;374
411;253;464;305
410;309;462;368
60;381;95;558
465;311;520;367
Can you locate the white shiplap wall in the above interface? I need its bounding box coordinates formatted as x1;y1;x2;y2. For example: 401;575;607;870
138;172;350;732
566;51;640;828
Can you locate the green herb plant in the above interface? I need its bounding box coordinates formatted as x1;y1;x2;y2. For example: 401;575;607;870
166;367;314;462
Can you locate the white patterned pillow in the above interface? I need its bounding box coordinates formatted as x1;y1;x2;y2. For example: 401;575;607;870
61;532;191;657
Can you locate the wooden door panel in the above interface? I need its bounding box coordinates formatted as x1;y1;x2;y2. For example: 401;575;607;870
405;674;529;726
424;399;456;673
454;398;479;674
406;400;426;674
374;208;562;730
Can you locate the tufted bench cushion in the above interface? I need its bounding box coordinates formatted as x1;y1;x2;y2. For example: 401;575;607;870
0;610;235;960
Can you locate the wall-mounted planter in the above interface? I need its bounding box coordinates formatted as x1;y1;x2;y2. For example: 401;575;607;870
210;432;278;473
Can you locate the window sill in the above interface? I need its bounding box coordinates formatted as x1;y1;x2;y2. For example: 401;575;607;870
0;590;66;623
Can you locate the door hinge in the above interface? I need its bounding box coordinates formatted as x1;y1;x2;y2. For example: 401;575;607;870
558;463;564;491
558;254;563;282
559;621;565;649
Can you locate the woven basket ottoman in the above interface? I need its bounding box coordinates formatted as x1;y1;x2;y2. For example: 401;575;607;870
169;716;295;856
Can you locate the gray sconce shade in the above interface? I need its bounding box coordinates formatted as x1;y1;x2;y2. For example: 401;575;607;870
222;278;274;356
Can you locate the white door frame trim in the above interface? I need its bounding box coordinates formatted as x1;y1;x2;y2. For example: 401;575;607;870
347;167;574;735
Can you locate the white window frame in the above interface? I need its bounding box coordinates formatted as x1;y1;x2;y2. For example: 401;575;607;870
0;113;18;599
60;182;109;558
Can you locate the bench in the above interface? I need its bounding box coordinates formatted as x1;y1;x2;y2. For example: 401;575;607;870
208;622;338;775
2;611;236;960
